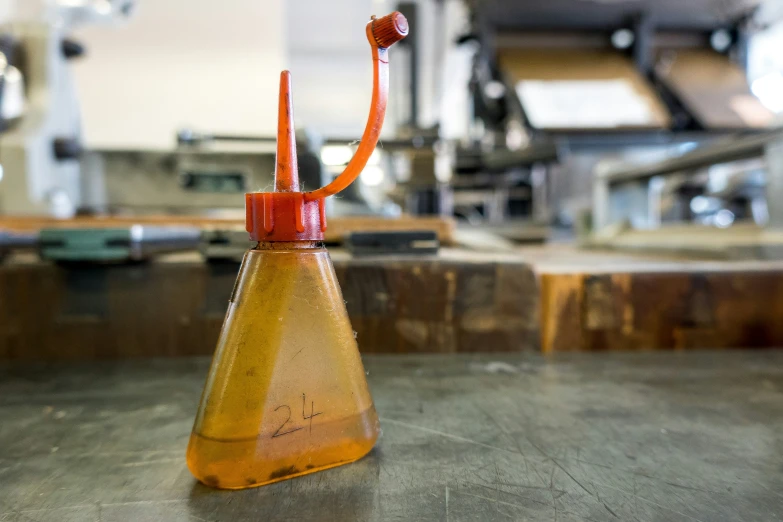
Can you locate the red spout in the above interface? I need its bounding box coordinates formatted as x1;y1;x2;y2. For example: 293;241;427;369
274;71;299;192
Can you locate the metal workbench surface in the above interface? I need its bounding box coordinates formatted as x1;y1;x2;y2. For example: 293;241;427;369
1;352;782;521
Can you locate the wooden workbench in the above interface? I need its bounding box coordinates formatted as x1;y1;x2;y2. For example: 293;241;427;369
1;352;782;521
0;249;538;360
521;244;783;352
2;243;783;359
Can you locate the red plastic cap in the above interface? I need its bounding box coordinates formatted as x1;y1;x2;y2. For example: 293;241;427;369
371;12;408;48
246;71;326;241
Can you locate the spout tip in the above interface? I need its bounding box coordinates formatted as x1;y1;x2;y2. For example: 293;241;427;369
371;12;408;48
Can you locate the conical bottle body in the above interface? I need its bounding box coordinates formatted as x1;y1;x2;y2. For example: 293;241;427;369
187;243;379;489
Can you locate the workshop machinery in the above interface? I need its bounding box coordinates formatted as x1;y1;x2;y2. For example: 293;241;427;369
0;0;135;217
589;127;783;259
461;0;776;226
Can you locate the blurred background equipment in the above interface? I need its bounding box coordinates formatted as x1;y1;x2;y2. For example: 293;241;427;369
38;224;201;262
589;127;783;258
461;0;777;231
345;230;439;256
0;0;135;217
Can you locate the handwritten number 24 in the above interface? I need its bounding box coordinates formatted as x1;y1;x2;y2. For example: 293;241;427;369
272;393;323;438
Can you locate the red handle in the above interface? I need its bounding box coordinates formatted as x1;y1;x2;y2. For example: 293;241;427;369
304;12;408;202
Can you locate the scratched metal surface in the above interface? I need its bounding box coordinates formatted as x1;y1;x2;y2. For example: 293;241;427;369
1;352;783;521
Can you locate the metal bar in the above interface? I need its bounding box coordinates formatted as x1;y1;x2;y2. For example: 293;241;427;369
397;2;419;127
764;137;783;229
632;10;654;75
178;130;439;151
600;129;783;185
592;169;610;230
531;163;550;223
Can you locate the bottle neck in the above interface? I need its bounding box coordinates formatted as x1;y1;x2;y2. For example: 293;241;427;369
253;241;324;251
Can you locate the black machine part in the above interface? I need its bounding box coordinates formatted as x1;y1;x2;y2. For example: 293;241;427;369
61;38;86;60
0;230;39;259
53;137;82;160
0;33;19;131
472;0;763;32
345;230;439;256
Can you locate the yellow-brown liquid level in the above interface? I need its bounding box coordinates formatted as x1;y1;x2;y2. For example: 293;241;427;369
186;243;380;489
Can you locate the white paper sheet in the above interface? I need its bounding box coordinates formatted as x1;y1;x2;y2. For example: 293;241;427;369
516;79;657;129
